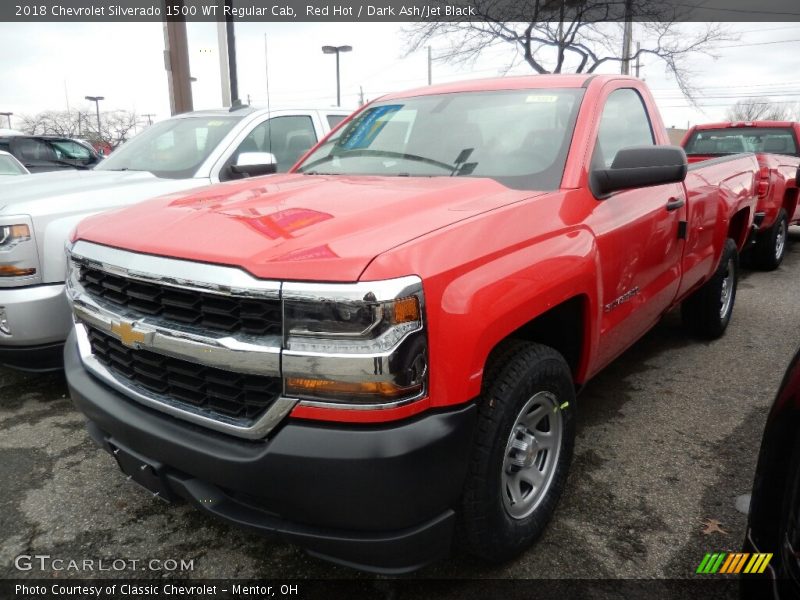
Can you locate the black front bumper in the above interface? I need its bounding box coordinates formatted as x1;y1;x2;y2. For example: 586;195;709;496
64;331;477;573
0;341;64;372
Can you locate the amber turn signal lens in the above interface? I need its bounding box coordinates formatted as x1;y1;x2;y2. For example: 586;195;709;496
0;265;36;277
286;377;421;400
393;296;420;324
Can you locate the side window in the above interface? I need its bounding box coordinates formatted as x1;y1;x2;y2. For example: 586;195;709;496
593;88;654;169
49;140;91;161
15;138;56;162
326;114;346;129
234;115;317;173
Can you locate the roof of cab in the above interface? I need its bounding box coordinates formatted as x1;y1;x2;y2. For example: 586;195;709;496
691;121;799;130
172;106;353;119
378;74;637;101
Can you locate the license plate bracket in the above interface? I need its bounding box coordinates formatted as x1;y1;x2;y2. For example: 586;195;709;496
108;440;174;502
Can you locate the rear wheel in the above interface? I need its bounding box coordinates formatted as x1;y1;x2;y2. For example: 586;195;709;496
461;341;575;562
754;209;788;271
681;238;738;339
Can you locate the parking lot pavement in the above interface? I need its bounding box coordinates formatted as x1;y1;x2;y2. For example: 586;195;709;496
2;232;800;583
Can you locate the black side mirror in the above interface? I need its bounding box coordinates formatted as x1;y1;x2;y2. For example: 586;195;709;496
591;145;688;198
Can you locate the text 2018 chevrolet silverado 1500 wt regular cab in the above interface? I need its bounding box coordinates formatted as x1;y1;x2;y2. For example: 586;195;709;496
0;106;347;371
682;121;800;270
64;75;758;573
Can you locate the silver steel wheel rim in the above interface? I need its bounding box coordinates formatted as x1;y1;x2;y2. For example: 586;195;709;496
501;390;563;520
775;220;787;261
719;257;735;319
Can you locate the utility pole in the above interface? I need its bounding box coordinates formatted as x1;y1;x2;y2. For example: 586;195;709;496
621;0;633;75
359;86;364;106
634;41;641;78
143;113;156;126
225;0;240;105
427;46;432;85
217;23;231;107
162;0;193;115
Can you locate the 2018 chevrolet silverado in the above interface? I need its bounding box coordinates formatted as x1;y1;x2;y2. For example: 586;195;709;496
682;121;800;270
64;75;759;573
0;105;348;371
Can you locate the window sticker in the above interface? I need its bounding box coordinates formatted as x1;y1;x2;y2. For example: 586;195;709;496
338;104;403;149
525;95;559;103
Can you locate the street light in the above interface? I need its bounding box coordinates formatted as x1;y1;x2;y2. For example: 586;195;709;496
321;45;352;107
84;96;104;137
0;112;12;129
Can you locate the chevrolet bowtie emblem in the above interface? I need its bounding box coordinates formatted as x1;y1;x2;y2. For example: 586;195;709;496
111;320;146;347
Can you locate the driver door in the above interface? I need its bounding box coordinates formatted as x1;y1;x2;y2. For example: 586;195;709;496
587;86;686;369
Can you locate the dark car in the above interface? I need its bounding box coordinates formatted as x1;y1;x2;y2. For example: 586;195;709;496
743;348;800;598
0;135;102;172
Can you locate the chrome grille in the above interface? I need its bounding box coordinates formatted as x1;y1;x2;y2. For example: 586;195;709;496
78;264;282;335
87;327;282;420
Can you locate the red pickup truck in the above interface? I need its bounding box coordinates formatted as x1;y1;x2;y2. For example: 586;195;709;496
682;121;800;269
64;75;759;573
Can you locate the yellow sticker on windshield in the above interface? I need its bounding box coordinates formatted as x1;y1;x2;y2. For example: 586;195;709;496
525;95;558;103
207;121;225;126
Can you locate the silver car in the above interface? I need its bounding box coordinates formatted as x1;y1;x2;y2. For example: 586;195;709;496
0;150;29;176
0;105;350;371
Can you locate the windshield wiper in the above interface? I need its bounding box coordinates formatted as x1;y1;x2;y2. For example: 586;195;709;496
44;159;92;170
300;149;478;176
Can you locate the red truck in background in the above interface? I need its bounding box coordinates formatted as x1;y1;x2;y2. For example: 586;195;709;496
64;75;759;573
682;121;800;270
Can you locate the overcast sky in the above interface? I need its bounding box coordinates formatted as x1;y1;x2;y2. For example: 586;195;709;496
0;21;798;133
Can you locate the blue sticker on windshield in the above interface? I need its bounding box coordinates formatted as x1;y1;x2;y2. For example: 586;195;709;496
338;104;403;150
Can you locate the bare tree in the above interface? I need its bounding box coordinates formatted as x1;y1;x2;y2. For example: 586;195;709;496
19;110;91;137
726;98;796;122
17;109;140;148
98;110;139;147
404;0;735;102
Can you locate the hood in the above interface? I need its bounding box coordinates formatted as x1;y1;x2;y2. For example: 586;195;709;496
74;174;541;281
0;169;207;218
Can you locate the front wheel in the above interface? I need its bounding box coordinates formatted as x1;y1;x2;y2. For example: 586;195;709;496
753;209;788;271
461;341;575;562
681;238;739;339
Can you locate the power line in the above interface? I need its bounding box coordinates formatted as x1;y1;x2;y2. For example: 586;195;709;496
715;38;800;49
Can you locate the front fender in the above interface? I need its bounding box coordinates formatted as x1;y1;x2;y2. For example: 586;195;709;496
40;211;105;283
364;225;600;409
439;229;599;400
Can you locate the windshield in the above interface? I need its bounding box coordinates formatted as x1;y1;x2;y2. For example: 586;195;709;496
296;89;585;190
685;127;799;157
0;154;26;175
96;116;242;178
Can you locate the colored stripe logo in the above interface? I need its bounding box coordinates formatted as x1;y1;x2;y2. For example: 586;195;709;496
696;552;773;574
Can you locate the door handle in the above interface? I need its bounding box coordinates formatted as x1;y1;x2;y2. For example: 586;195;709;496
666;197;685;212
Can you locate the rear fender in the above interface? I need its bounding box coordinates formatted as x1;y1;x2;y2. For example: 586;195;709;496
712;169;756;257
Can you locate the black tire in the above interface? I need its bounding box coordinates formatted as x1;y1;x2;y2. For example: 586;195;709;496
753;209;788;271
681;238;738;339
461;340;576;563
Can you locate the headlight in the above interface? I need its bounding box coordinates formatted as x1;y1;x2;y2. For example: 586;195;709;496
0;218;39;283
282;276;428;405
0;224;31;248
